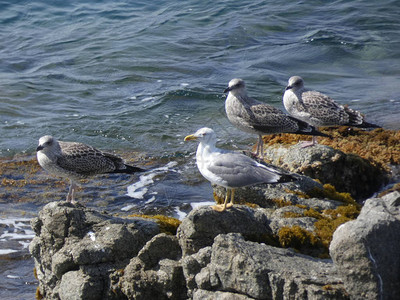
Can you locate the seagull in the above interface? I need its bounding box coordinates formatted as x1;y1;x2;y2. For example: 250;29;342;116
184;127;295;212
224;78;330;157
283;76;380;146
36;135;145;202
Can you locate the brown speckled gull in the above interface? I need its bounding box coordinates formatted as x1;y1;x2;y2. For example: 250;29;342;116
224;78;329;156
283;76;380;146
36;135;144;202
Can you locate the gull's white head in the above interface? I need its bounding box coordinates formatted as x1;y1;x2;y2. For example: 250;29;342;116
224;78;247;96
285;76;304;91
36;135;61;154
184;127;217;145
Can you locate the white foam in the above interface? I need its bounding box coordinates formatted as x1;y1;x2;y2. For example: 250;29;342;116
141;96;155;102
0;249;19;255
174;207;187;221
121;204;136;211
0;217;35;255
19;241;31;249
145;196;156;204
173;201;216;220
126;161;178;199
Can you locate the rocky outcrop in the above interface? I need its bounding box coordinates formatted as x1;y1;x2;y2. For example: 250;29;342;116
262;143;388;200
330;191;400;299
30;191;400;299
186;233;347;300
29;202;161;300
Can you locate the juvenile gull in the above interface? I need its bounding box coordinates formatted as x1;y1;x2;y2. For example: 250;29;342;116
36;135;145;202
224;78;329;157
184;127;295;212
283;76;380;146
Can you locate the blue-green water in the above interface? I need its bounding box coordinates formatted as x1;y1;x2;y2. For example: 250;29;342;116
1;0;400;298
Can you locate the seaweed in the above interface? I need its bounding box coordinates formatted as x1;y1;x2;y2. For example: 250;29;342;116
263;127;399;170
129;214;181;235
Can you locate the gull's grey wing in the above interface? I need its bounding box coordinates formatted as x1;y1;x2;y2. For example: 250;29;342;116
207;151;284;188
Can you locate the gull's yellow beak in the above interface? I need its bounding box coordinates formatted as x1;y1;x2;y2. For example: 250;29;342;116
184;134;197;141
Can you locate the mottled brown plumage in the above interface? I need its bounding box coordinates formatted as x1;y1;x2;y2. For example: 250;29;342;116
36;135;144;202
224;78;329;156
283;76;380;146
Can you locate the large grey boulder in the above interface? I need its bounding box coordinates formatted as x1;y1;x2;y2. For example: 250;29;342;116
177;205;272;255
185;233;348;299
330;191;400;299
263;143;388;200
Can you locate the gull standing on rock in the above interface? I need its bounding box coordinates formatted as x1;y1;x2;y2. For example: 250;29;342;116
36;135;145;202
184;127;295;212
224;78;329;157
283;76;380;146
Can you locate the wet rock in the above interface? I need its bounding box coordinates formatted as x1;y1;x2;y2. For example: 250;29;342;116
330;191;400;299
263;143;388;200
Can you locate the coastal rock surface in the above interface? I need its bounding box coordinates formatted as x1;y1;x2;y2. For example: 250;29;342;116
188;233;346;300
262;143;387;200
29;202;161;299
330;191;400;299
29;191;400;299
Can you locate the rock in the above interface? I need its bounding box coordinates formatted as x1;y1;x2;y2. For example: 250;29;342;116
29;201;160;299
193;290;252;300
120;257;187;300
177;205;272;255
330;191;400;299
191;233;348;299
213;173;325;208
137;233;182;270
58;270;103;300
268;206;317;235
182;246;212;298
30;191;400;299
263;143;388;200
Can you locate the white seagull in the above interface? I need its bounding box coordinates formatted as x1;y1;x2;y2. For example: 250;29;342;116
184;127;295;212
224;78;329;157
283;76;380;146
36;135;144;202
